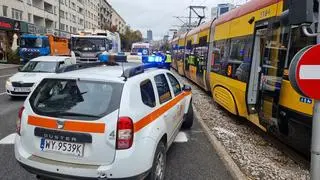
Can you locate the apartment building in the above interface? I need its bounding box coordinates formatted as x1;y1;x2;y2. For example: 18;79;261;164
111;7;126;34
84;0;99;30
0;0;104;35
99;0;112;30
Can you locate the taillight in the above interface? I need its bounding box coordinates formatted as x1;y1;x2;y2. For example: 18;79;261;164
116;117;134;150
17;106;25;136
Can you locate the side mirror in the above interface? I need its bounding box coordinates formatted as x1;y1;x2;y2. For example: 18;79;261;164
182;84;192;92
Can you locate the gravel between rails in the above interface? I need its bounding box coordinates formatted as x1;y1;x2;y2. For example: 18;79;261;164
174;71;310;180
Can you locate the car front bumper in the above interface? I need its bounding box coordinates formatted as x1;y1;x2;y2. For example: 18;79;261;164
5;85;29;97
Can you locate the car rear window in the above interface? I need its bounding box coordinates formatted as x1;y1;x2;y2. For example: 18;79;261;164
29;79;123;120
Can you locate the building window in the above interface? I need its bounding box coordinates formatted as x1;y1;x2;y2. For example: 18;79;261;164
59;10;64;19
12;8;23;20
3;6;8;17
60;23;65;31
60;0;64;5
72;2;76;9
28;13;32;22
65;12;68;20
66;25;68;31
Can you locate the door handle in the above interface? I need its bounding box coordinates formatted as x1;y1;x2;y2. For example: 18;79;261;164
164;112;169;118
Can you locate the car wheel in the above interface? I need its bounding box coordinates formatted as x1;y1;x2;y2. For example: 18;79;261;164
182;101;194;129
146;141;166;180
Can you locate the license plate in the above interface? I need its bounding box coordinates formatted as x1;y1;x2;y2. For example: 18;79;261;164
14;87;31;92
40;138;84;157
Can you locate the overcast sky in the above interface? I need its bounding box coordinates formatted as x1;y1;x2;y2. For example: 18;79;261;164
109;0;248;40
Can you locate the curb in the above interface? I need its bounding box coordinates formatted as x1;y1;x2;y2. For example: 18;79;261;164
193;105;247;180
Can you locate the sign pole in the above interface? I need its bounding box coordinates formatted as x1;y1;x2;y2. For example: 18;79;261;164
311;2;320;178
311;101;320;180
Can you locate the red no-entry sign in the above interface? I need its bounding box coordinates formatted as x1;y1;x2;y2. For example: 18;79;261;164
289;44;320;100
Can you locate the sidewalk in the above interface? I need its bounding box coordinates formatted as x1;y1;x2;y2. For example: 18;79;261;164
0;64;20;70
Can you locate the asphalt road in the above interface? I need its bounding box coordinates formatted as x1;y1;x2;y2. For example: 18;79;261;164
0;66;233;180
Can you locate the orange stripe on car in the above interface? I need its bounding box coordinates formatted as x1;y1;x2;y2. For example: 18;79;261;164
27;115;106;133
134;91;191;133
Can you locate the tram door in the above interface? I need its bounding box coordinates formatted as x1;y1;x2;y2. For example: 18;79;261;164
247;20;288;129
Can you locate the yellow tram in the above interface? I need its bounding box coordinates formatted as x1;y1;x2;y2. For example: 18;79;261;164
171;0;316;155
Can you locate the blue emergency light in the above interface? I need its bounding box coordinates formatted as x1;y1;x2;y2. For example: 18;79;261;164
142;55;165;64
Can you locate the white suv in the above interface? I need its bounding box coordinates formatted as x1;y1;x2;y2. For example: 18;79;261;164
15;62;193;180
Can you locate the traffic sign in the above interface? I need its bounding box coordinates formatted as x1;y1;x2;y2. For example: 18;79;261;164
289;44;320;99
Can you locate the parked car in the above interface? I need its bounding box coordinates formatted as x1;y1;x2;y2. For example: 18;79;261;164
5;56;76;98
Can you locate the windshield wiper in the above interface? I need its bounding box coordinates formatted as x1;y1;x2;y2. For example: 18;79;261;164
55;112;101;118
32;70;49;73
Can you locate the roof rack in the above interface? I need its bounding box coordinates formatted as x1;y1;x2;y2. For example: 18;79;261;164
56;62;118;73
122;63;166;79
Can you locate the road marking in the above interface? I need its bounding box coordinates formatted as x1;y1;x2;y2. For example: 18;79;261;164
0;74;13;78
174;132;188;143
0;92;6;96
300;65;320;79
0;133;16;144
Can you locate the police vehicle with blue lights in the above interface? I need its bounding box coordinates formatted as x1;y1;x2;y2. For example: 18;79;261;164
15;61;193;180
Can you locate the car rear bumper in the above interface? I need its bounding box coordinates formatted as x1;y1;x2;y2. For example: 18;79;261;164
15;135;156;179
19;162;149;180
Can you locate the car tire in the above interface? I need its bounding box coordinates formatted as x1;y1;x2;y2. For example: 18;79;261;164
182;101;194;129
146;141;166;180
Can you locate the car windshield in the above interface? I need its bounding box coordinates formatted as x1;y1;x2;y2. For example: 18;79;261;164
29;79;123;120
20;37;44;48
20;61;58;73
72;38;107;52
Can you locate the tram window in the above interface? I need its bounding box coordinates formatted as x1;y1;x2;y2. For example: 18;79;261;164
229;36;252;64
186;40;192;50
199;36;207;46
213;39;230;76
211;48;222;73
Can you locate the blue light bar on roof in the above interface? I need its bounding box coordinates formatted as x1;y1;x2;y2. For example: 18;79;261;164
142;55;165;64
